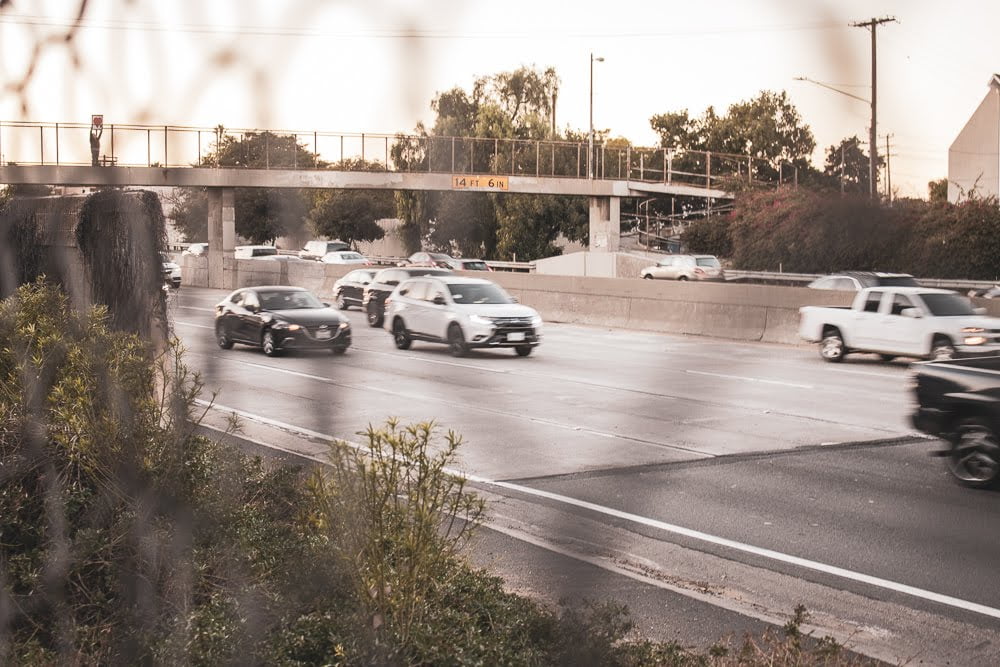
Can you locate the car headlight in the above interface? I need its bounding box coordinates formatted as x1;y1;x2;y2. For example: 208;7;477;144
964;336;987;345
962;327;985;334
470;314;494;327
531;315;543;327
339;321;350;330
288;324;301;331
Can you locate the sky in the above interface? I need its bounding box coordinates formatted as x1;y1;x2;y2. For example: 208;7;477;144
2;0;998;199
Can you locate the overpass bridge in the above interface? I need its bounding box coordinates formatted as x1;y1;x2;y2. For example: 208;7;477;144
1;120;782;286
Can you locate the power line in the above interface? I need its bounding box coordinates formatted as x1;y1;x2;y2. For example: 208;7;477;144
0;13;849;40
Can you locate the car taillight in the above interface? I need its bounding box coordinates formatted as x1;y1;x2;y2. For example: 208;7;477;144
384;298;391;307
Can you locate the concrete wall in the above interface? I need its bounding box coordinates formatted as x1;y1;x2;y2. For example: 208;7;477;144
189;256;869;345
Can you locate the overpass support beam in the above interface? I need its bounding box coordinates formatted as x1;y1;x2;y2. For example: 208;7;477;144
588;196;620;252
208;187;235;289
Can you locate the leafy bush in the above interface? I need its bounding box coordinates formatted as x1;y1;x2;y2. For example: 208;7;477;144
0;281;879;666
685;187;1000;280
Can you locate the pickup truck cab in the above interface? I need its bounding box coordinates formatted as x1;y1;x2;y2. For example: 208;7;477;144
911;356;1000;488
799;286;1000;362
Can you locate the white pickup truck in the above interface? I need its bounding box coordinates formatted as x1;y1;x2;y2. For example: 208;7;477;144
799;286;1000;362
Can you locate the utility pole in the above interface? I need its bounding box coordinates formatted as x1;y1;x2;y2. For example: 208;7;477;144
840;143;845;195
851;16;896;200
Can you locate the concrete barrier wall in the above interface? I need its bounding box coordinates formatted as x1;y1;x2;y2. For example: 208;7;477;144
188;259;858;345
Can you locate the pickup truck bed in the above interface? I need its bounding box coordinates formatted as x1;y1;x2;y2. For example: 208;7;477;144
911;356;1000;488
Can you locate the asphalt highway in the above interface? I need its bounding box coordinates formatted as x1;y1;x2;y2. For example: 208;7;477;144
171;287;1000;663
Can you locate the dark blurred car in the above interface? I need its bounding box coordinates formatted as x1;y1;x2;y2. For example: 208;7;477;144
807;271;919;290
405;251;454;268
333;268;377;310
445;258;492;271
160;252;181;288
214;286;351;356
362;266;452;327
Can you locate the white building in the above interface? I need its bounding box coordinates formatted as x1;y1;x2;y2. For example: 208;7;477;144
949;74;1000;203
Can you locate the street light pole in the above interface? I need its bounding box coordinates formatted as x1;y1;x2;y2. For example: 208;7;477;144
589;52;604;179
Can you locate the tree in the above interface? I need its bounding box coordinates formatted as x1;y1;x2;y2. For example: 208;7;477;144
307;159;393;244
395;66;574;260
650;91;816;182
928;178;949;203
168;130;320;244
823;136;882;195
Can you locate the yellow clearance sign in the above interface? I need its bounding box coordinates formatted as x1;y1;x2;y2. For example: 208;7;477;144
451;175;509;191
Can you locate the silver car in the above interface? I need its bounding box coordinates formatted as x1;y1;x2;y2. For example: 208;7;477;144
640;254;724;281
384;276;542;357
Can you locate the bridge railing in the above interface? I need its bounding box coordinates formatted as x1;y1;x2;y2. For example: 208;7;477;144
0;120;790;190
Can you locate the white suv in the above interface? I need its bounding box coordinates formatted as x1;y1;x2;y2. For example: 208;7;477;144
384;276;542;357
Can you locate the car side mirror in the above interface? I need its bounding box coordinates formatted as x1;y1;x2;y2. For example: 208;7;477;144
900;307;921;318
433;295;446;305
323;302;331;307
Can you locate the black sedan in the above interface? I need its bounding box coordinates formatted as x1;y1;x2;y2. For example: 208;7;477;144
333;268;377;310
215;286;351;356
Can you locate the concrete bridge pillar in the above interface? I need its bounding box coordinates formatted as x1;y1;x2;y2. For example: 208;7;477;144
588;196;620;252
207;187;235;289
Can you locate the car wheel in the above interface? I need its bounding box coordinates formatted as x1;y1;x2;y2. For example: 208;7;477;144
367;303;383;328
447;323;468;357
262;330;281;357
678;276;688;281
392;318;412;350
949;418;1000;489
930;336;955;361
878;354;896;362
514;345;532;357
642;274;653;280
335;292;349;310
215;321;234;350
331;346;347;355
820;327;846;363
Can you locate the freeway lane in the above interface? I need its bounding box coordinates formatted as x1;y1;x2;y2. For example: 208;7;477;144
169;287;1000;644
172;287;913;483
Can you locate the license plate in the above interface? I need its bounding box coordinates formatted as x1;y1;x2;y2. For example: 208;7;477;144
507;332;525;342
317;330;332;340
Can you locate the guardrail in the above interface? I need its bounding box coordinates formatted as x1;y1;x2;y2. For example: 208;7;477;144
168;245;535;273
726;270;1000;293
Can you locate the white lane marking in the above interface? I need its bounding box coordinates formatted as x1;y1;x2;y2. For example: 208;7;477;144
207;359;708;456
685;370;814;389
199;400;1000;622
175;320;214;330
356;346;512;374
826;367;908;379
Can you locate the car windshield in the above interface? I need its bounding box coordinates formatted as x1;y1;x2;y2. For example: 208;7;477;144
696;257;721;268
920;293;976;316
251;247;277;257
462;261;489;270
257;290;324;310
447;283;513;304
160;252;171;263
339;252;363;260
